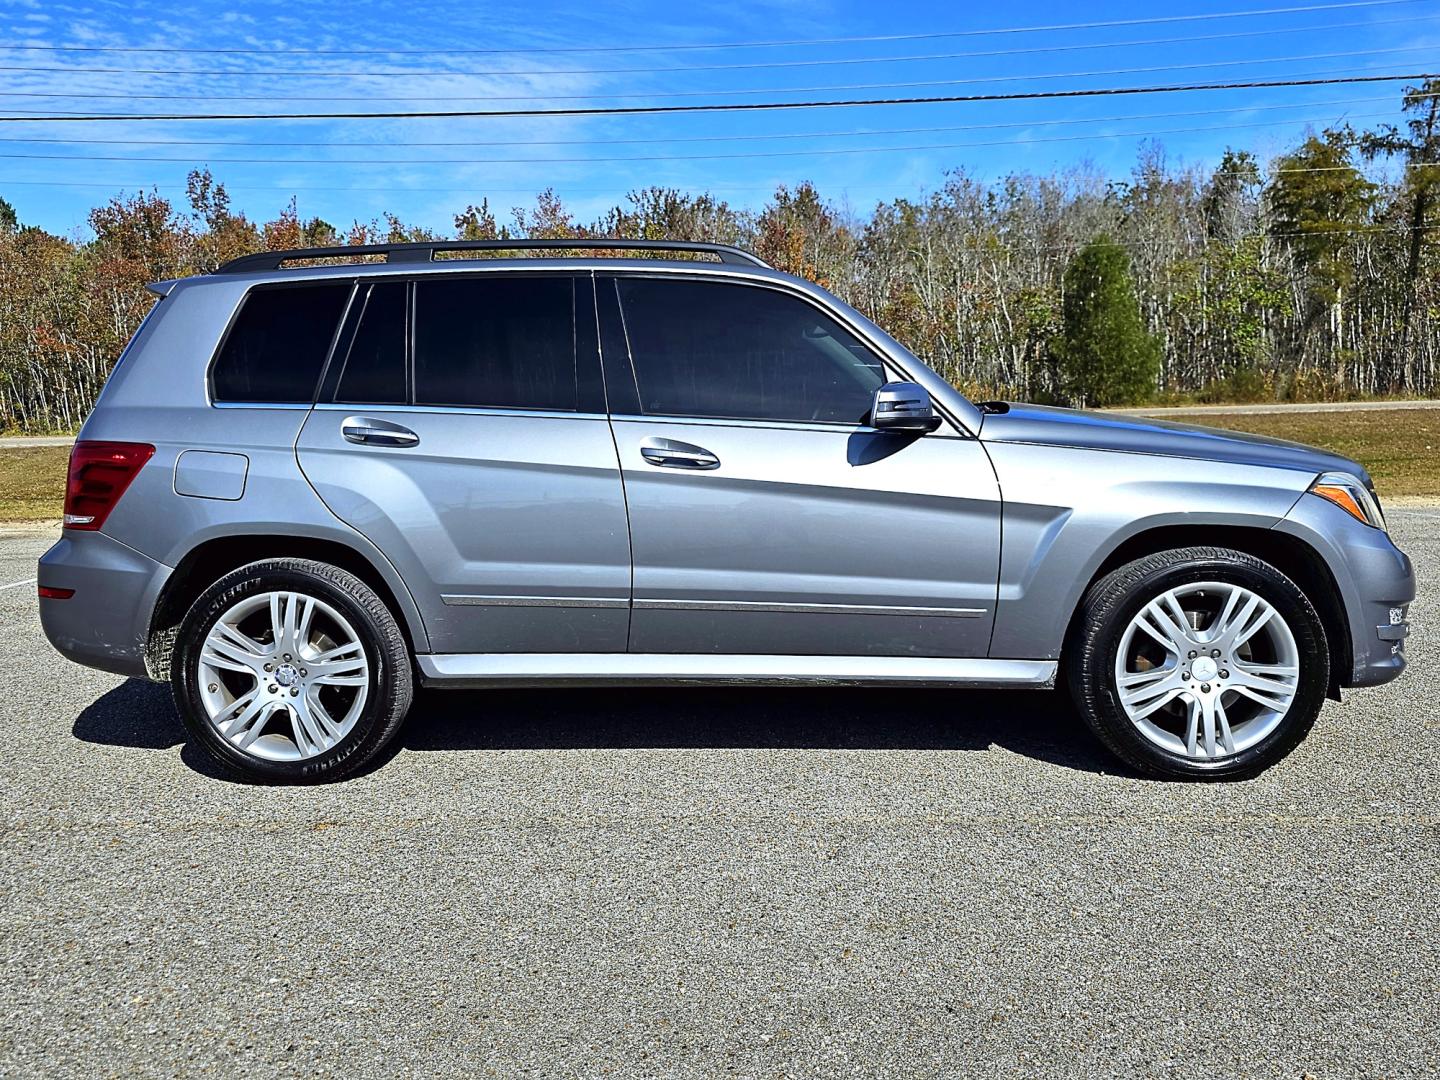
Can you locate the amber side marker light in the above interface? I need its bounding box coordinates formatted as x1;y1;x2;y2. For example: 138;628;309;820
63;441;155;530
1309;471;1386;530
38;586;75;600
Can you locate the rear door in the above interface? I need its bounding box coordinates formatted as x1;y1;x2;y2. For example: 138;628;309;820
599;273;1001;658
296;271;631;654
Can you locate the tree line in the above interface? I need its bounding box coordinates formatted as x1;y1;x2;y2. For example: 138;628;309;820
1;80;1436;432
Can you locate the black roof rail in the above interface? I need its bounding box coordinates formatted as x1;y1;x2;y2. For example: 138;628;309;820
216;239;769;274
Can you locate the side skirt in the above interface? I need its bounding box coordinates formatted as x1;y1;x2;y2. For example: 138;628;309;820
415;653;1057;690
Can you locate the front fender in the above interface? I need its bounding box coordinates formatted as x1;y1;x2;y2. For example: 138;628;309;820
985;443;1311;659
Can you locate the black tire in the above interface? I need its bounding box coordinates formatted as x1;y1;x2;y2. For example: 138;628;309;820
1066;546;1329;781
172;558;413;783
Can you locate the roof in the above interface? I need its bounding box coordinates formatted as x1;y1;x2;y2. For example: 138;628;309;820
215;239;768;276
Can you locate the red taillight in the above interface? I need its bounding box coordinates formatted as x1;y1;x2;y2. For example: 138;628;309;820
38;585;74;600
63;441;155;531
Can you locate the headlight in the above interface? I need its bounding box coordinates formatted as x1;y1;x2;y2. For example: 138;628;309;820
1309;471;1387;530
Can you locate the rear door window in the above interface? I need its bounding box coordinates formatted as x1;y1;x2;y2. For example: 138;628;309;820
211;283;351;403
334;281;407;405
413;275;594;411
613;277;884;424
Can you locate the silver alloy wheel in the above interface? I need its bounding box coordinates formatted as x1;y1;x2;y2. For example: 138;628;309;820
197;590;370;762
1114;580;1300;762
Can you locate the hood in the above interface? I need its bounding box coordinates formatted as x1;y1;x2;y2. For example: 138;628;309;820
978;403;1369;483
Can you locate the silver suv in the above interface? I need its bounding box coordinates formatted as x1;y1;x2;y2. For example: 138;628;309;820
38;240;1414;783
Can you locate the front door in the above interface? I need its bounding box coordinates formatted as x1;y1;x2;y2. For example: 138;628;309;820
297;271;631;654
599;274;1001;658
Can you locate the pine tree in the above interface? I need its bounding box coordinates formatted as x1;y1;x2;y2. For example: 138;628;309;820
1360;79;1440;391
1053;237;1162;407
1266;129;1375;368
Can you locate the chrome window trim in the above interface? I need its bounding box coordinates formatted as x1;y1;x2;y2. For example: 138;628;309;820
608;412;970;440
210;401;313;411
310;402;609;422
608;412;868;436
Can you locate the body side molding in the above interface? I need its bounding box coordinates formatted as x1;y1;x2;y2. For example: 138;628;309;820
416;653;1056;689
633;598;986;618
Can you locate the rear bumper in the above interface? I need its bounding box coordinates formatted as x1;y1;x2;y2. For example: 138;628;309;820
37;530;171;680
1276;494;1415;689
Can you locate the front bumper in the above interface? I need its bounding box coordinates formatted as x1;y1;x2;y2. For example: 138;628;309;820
1276;494;1415;688
37;530;171;680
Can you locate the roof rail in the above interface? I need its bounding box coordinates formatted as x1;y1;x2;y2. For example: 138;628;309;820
216;239;769;274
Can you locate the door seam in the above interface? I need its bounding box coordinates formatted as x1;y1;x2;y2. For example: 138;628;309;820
591;270;638;651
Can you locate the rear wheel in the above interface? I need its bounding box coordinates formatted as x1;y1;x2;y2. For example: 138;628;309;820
172;558;413;783
1067;546;1329;780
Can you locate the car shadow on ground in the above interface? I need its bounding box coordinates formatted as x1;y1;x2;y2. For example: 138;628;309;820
72;678;1116;777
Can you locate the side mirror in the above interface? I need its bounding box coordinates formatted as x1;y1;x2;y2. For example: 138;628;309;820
869;381;942;432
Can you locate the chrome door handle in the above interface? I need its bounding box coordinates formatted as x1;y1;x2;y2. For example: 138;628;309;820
341;416;419;447
639;437;720;470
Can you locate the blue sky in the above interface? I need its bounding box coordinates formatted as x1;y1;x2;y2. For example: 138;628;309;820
0;0;1435;236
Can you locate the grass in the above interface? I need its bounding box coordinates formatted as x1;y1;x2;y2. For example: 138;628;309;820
0;407;1435;524
0;445;70;524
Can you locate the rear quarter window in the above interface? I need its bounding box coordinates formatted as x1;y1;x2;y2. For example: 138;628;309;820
211;283;351;403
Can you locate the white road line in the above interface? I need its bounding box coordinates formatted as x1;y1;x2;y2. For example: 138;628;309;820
0;577;37;590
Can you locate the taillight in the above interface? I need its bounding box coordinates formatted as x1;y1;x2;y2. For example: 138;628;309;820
38;585;74;600
63;441;155;530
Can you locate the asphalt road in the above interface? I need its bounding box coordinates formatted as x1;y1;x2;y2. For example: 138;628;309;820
1;516;1436;1079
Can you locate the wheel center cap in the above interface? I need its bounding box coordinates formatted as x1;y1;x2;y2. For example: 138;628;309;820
274;664;300;688
1192;656;1219;682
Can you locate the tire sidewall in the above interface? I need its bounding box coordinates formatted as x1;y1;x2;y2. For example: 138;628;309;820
173;563;402;783
1080;553;1329;779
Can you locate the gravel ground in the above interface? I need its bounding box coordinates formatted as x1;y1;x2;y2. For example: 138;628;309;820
0;516;1436;1079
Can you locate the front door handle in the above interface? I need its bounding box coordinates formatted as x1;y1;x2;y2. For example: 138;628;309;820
639;437;720;470
341;416;419;447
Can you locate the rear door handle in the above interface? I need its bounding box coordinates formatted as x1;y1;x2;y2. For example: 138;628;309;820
639;437;720;470
341;416;419;447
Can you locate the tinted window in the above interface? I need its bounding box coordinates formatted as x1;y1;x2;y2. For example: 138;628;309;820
615;278;884;424
335;282;407;404
212;284;350;403
413;276;580;411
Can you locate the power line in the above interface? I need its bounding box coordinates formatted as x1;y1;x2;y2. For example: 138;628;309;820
0;0;1419;56
1272;162;1440;169
0;13;1427;78
1;48;1430;103
0;94;1408;149
1;72;1432;122
0;177;911;195
0;110;1396;165
0;163;1424;188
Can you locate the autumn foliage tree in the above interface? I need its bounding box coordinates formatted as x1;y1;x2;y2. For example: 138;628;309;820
2;89;1440;432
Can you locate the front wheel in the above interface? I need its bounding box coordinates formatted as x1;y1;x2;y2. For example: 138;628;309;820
172;558;413;783
1067;546;1329;780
